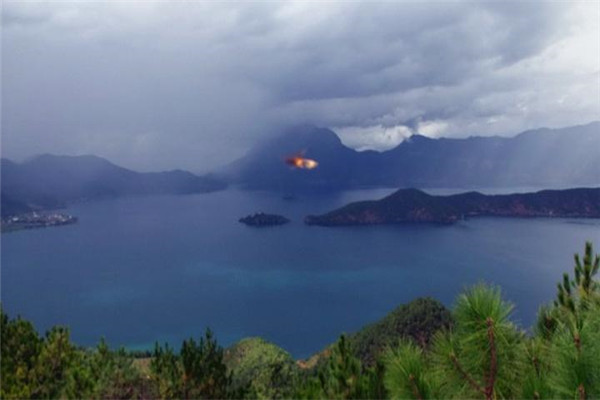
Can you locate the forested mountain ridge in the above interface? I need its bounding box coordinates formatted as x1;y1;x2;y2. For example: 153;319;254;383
305;187;600;226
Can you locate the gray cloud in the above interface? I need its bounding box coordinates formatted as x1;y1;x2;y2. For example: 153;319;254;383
2;1;599;172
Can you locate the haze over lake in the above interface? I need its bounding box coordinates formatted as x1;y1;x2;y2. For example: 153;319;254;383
1;187;598;358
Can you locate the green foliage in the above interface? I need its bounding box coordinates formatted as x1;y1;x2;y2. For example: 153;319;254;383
545;242;600;399
32;326;76;398
0;311;77;399
181;329;231;399
546;302;600;398
293;334;380;399
150;342;182;398
150;328;235;399
319;335;364;399
292;299;451;399
61;339;149;399
224;337;298;399
383;242;600;400
555;242;600;316
349;297;453;366
0;310;145;399
519;337;553;400
534;304;558;339
1;308;230;399
383;284;525;400
1;307;42;399
432;284;523;399
362;360;387;400
293;373;326;399
573;242;600;300
384;341;438;399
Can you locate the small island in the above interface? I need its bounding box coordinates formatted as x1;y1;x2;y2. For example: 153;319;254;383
239;212;290;227
1;212;78;232
305;188;600;226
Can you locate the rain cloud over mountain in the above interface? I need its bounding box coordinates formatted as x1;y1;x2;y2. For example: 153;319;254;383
2;2;599;172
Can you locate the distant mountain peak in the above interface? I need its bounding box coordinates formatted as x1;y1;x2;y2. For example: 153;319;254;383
26;153;119;169
275;125;345;148
515;120;600;138
224;122;600;191
402;134;435;144
387;188;431;197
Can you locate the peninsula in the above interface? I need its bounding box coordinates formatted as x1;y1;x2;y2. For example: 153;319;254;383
305;188;600;226
1;212;78;232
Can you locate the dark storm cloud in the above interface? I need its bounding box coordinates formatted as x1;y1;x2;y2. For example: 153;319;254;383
251;2;559;101
2;2;598;171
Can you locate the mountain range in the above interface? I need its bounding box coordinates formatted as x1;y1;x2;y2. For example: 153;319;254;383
223;121;600;191
1;154;226;217
2;122;598;217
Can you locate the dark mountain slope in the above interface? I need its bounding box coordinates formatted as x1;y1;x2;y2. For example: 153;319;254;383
223;125;374;191
0;194;33;218
380;123;600;187
223;298;451;382
1;154;226;212
347;297;452;366
224;122;600;190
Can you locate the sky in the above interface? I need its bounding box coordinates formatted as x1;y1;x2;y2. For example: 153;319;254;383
2;1;599;173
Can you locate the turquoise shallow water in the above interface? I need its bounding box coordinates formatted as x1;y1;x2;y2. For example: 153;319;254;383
1;188;599;358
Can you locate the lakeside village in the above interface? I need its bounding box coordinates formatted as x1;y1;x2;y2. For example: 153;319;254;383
1;211;77;232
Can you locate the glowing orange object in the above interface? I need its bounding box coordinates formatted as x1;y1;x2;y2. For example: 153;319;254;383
285;155;319;169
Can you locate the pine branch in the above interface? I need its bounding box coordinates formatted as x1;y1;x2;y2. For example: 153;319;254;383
578;383;586;400
484;318;497;400
408;374;423;400
573;332;581;353
531;355;540;375
450;353;484;396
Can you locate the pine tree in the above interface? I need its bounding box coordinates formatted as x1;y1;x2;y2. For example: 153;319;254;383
384;340;437;399
0;307;42;399
150;341;182;398
433;284;524;399
544;242;600;399
520;336;553;399
314;334;374;399
180;328;231;399
363;360;387;399
32;326;75;398
150;328;233;399
546;302;600;399
555;242;600;313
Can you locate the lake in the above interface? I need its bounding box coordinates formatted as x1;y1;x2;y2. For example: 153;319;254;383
1;187;599;358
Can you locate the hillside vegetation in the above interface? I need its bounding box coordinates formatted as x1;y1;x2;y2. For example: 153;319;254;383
224;337;297;399
305;188;600;226
1;242;598;399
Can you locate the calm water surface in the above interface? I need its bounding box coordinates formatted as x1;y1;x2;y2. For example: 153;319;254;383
2;188;599;358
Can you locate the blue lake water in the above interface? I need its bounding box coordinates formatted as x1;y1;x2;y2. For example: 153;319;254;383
1;188;599;358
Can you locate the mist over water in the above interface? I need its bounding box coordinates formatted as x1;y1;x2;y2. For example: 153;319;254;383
2;188;599;358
